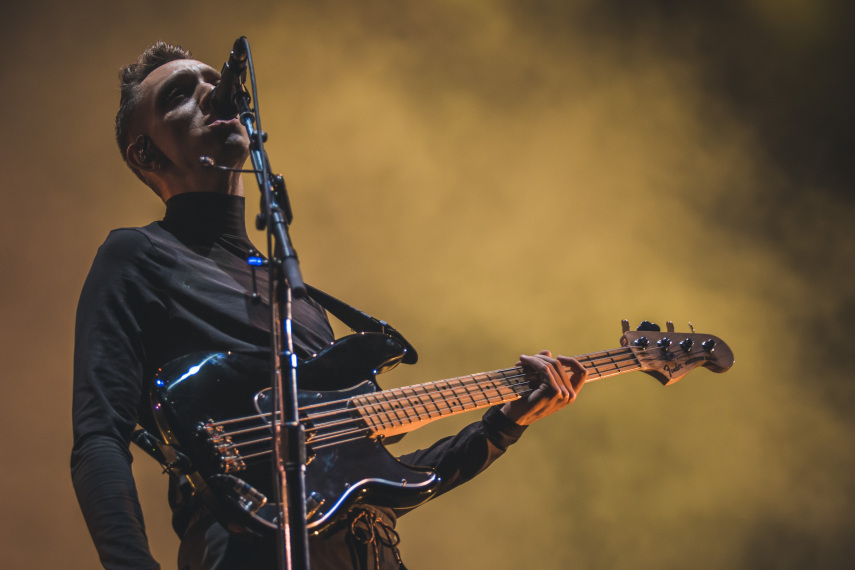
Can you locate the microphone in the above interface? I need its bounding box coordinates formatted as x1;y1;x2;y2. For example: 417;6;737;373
199;156;261;173
210;37;249;119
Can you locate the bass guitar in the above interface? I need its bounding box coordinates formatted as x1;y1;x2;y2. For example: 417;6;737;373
144;320;733;535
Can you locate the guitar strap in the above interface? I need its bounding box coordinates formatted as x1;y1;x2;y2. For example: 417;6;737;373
306;284;418;365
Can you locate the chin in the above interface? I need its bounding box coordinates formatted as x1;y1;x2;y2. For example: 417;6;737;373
213;138;250;165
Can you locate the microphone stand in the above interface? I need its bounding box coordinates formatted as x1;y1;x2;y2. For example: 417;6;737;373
225;36;310;570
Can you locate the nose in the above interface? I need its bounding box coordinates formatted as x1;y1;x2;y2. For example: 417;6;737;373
198;81;215;114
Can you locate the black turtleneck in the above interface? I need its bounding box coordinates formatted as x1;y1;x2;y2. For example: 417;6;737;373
161;192;249;241
71;192;526;570
71;192;335;569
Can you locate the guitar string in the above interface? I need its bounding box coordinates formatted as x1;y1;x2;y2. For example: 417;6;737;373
205;347;638;432
206;349;642;449
303;349;640;420
218;351;712;466
183;341;719;482
231;378;538;462
232;357;652;463
200;340;706;439
282;359;644;451
214;356;647;463
307;345;703;443
202;347;641;460
214;374;535;460
303;352;641;439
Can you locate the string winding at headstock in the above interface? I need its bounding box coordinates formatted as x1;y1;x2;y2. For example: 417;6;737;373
620;320;734;385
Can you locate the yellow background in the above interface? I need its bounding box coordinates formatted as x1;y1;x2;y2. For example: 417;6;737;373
2;1;853;568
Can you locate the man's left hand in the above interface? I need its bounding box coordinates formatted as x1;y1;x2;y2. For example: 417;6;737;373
500;351;588;425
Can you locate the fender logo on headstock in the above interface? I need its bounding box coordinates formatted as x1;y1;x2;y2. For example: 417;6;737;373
620;321;734;386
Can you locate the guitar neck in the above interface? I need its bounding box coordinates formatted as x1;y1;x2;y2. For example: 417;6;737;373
351;346;642;438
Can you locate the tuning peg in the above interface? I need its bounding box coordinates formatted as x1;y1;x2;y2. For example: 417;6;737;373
666;321;675;332
621;320;630;333
637;321;660;332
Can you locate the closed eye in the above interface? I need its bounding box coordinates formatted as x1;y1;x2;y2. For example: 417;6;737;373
166;87;183;101
157;73;198;110
166;84;194;104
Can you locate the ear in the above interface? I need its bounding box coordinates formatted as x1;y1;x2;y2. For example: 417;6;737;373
126;135;160;173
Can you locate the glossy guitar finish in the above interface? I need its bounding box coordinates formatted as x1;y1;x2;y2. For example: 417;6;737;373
149;323;734;535
151;333;439;535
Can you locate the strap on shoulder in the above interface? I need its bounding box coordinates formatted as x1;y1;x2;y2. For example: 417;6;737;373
306;284;418;365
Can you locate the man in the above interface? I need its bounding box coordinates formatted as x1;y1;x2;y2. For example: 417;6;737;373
71;41;587;570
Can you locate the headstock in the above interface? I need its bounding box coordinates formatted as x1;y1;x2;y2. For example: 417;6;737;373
620;320;734;385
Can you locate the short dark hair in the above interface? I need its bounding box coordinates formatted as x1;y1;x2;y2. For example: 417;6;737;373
116;41;192;190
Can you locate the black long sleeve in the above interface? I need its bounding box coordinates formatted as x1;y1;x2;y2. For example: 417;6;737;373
398;405;527;502
72;194;334;568
72;192;528;570
72;228;163;569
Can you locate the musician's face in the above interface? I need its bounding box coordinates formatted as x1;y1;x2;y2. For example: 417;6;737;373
134;59;250;172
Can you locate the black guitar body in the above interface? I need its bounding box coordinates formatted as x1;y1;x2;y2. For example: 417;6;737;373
150;333;440;535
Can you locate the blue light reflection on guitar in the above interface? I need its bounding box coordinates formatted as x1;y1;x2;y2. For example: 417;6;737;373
145;320;734;535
